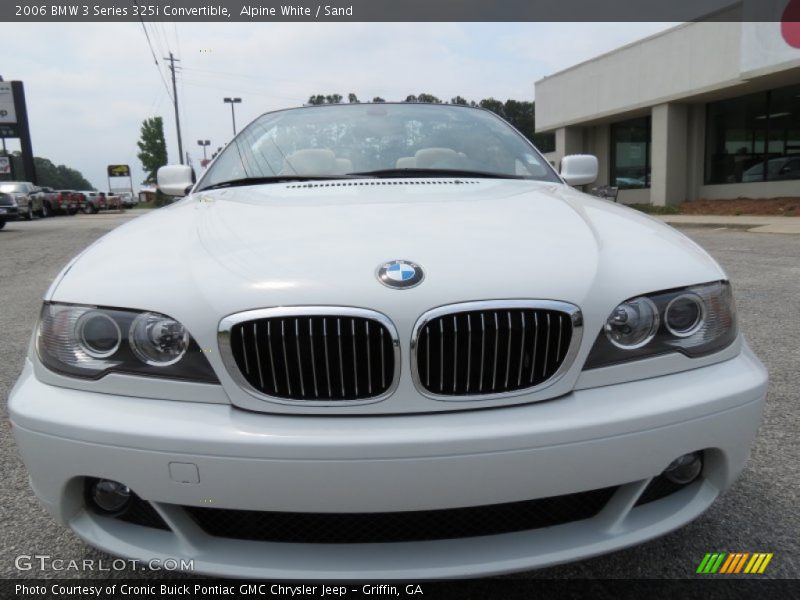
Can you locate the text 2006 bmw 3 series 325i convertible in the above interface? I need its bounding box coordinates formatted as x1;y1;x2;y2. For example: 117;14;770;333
10;103;767;579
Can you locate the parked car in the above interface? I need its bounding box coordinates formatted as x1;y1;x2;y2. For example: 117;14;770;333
80;191;105;214
0;191;20;229
10;103;767;579
741;155;800;182
0;181;43;220
118;191;137;208
54;190;80;215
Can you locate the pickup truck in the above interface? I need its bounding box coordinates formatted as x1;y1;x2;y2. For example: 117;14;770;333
53;190;81;215
37;187;60;217
0;181;44;220
80;191;106;214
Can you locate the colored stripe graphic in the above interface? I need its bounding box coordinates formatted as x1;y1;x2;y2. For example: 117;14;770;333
698;552;773;575
699;553;727;574
719;554;736;574
733;553;750;573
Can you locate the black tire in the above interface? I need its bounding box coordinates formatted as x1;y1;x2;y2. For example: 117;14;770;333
67;208;78;216
41;202;51;218
0;220;6;230
23;203;33;221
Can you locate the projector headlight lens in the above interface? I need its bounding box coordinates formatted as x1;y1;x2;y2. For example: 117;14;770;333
604;297;659;349
129;312;190;367
76;311;121;359
665;293;705;337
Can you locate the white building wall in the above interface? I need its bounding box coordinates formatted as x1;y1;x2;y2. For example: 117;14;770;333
535;20;743;132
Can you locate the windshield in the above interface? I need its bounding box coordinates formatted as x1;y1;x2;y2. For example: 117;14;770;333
197;104;559;190
0;183;25;193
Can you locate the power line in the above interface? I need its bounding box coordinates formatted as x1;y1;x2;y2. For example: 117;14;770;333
134;2;172;102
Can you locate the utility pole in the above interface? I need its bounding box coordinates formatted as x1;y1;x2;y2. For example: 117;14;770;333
164;52;184;165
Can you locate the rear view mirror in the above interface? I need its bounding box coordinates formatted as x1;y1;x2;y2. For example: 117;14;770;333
560;155;598;186
157;165;195;197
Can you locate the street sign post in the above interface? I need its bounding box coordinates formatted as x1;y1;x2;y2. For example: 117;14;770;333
107;164;133;210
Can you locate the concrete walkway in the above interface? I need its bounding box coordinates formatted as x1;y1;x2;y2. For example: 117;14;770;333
657;214;800;235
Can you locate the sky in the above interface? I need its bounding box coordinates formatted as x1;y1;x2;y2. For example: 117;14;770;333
2;22;677;191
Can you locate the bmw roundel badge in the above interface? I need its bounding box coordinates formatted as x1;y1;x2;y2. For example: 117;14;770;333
377;260;424;289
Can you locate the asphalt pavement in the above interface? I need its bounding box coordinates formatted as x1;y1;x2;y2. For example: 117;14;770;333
0;213;797;582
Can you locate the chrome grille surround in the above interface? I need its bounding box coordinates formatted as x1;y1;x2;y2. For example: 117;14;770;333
218;307;401;407
410;300;583;401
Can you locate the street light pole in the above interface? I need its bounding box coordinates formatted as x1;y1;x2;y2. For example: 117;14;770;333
197;139;210;160
223;97;242;136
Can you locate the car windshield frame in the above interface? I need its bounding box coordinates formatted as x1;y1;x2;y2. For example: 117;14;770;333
196;103;561;192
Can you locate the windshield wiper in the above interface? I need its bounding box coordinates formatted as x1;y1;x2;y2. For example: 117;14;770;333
346;168;525;180
198;175;366;192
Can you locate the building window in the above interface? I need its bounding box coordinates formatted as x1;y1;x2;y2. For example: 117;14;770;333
705;84;800;185
610;117;651;189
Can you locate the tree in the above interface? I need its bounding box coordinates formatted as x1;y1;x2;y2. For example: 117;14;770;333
308;94;343;105
416;93;442;104
372;96;385;103
404;95;418;103
450;96;468;105
348;93;359;103
136;116;168;184
478;97;505;117
3;152;92;189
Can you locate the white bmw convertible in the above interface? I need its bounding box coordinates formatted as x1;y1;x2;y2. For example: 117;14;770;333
10;103;767;579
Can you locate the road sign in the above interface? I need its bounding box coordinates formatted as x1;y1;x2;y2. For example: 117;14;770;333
107;164;131;177
0;82;16;124
0;156;10;175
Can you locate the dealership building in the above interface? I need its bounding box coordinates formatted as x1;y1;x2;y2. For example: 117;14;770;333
534;15;800;205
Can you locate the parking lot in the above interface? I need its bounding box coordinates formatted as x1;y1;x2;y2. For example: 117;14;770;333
0;214;797;580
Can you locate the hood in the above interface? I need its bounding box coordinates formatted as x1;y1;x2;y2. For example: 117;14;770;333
50;178;724;361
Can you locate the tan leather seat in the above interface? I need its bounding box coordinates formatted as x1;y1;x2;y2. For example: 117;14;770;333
396;157;416;169
335;158;353;175
282;149;337;175
414;148;462;169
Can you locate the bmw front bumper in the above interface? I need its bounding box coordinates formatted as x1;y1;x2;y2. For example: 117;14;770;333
9;344;767;579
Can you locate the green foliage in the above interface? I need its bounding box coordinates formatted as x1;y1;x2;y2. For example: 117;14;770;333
136;116;168;184
1;151;93;189
348;93;359;103
308;94;343;105
478;97;505;114
450;96;468;105
372;96;385;103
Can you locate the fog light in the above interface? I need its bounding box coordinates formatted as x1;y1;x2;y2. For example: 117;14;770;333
90;479;131;514
663;452;703;485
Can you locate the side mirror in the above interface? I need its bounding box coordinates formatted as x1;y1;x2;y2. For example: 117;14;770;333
157;165;195;197
560;154;598;186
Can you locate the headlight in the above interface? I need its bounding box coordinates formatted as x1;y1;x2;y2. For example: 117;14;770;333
584;281;737;369
37;303;218;382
